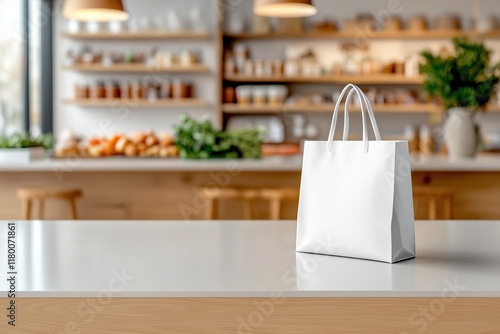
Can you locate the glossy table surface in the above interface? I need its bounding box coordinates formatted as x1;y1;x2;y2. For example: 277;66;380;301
0;220;499;298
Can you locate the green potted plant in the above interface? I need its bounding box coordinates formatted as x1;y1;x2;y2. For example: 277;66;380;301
0;133;53;163
420;37;500;158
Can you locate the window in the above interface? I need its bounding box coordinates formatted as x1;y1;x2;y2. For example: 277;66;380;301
0;0;24;136
0;0;48;137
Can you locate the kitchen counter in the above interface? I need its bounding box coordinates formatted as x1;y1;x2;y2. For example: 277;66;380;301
1;219;499;298
0;156;302;172
1;153;500;172
1;220;499;333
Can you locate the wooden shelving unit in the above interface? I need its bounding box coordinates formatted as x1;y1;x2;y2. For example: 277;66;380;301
61;31;210;40
224;74;424;85
63;63;210;73
224;30;470;40
222;103;443;114
64;98;209;108
59;0;500;132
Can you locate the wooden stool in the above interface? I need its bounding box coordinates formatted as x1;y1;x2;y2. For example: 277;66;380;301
413;186;454;220
200;187;299;220
17;187;83;220
260;188;299;220
200;187;260;220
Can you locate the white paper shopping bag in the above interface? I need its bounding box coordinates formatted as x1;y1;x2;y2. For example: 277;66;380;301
296;84;415;263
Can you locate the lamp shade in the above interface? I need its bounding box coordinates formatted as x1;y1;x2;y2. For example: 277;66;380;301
63;0;129;22
254;0;317;18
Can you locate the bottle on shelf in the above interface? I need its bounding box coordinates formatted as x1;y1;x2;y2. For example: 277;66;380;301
189;7;207;33
404;54;420;78
74;82;90;99
90;81;106;99
160;80;172;99
419;124;434;155
105;81;120;99
404;124;420;153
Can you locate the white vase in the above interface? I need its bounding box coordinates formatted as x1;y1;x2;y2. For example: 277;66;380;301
443;108;478;158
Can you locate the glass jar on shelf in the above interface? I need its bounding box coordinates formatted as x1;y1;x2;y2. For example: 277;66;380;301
235;86;252;105
90;81;106;99
344;54;359;75
147;85;159;102
272;60;284;76
243;59;254;76
254;60;265;77
130;80;144;100
224;87;236;104
225;57;236;76
172;79;189;99
160;80;172;99
252;86;267;105
105;81;120;99
420;124;434;155
120;82;131;99
179;50;197;66
284;59;299;77
74;82;90;99
101;51;114;67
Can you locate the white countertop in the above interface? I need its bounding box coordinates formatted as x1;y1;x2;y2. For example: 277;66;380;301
1;220;499;298
0;156;301;172
1;154;500;172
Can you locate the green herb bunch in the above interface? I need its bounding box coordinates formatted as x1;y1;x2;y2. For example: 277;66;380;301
174;116;262;159
0;133;54;149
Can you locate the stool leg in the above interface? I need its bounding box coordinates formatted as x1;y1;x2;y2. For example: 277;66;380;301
428;197;437;220
205;198;216;220
444;195;453;220
270;198;281;220
243;199;252;220
68;199;78;220
22;199;32;220
38;199;45;220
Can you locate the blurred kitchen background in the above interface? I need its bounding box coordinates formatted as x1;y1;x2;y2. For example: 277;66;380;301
1;0;500;221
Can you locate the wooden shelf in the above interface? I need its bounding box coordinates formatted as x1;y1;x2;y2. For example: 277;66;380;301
224;30;469;40
64;98;209;108
223;103;443;114
224;74;424;85
222;104;500;114
63;63;209;73
61;31;210;40
479;30;500;38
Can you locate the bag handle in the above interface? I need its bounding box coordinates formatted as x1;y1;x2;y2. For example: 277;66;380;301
327;84;382;153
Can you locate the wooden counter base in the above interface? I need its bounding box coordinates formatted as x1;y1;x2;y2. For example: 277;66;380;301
1;297;499;333
0;171;499;220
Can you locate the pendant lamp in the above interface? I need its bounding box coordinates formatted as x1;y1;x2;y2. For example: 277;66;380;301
253;0;317;18
63;0;129;22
